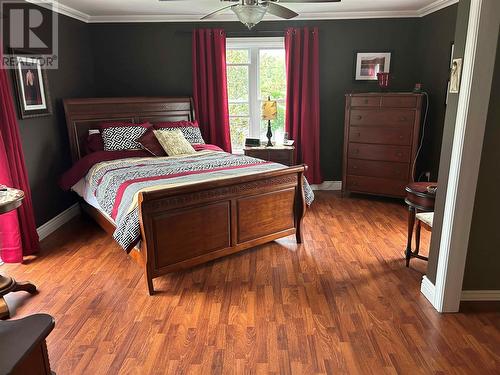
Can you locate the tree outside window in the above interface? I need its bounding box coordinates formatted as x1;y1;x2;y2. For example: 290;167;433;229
226;38;286;151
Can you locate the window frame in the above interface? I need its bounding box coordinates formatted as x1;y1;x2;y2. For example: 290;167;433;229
226;37;286;150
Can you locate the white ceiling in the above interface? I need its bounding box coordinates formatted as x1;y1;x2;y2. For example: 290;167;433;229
44;0;458;22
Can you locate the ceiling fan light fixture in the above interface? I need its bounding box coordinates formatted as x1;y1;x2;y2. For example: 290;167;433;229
232;4;268;30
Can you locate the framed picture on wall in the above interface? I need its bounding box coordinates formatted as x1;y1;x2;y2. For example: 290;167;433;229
354;52;392;81
449;58;463;94
445;43;455;105
12;55;52;119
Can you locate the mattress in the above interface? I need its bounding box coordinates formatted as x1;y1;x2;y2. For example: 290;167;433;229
72;178;115;224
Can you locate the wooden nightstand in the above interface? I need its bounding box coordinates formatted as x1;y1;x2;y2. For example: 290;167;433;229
244;146;295;166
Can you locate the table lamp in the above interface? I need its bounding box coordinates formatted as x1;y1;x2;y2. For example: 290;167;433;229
262;96;277;147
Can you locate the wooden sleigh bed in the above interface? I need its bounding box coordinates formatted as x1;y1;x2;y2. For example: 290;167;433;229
63;97;307;295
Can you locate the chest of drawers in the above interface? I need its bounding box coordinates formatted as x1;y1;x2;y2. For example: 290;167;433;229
342;93;423;198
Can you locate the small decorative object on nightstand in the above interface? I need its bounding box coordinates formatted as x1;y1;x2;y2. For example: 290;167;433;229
244;146;295;166
262;96;277;147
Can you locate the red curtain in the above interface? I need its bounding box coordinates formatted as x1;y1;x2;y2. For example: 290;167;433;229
0;52;39;263
285;27;323;184
192;29;232;153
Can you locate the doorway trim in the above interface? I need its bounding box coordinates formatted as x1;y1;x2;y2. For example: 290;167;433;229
421;0;500;312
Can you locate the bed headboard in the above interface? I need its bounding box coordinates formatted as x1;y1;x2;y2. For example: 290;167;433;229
63;97;195;163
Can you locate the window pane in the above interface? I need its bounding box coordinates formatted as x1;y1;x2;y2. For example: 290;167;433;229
230;117;250;150
259;49;286;100
260;101;286;142
227;49;250;64
227;66;249;101
229;102;249;116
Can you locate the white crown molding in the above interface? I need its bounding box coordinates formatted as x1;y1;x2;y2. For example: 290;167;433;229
461;290;500;301
30;0;458;24
418;0;459;17
37;203;81;241
26;0;90;23
88;10;419;24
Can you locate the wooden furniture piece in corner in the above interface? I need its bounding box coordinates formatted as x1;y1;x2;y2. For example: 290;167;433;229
63;97;307;295
342;93;423;198
244;146;295;166
404;182;436;267
0;187;37;319
0;313;55;374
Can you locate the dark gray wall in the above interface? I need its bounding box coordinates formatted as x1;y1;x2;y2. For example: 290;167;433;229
426;0;471;284
462;28;500;290
13;9;96;226
416;5;458;180
15;7;457;227
89;19;422;181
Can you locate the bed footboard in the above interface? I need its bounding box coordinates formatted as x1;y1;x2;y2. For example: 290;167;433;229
137;165;307;295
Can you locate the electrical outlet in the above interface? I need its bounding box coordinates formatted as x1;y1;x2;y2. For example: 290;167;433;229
425;172;431;181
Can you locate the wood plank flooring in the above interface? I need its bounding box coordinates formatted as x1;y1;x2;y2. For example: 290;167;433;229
2;192;499;374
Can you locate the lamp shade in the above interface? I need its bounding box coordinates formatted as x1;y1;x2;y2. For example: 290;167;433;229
232;4;267;30
262;99;277;120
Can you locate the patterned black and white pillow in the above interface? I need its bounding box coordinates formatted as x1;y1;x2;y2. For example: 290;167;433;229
101;126;148;151
157;127;205;145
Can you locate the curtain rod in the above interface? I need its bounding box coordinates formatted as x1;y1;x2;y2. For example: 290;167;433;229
175;30;284;37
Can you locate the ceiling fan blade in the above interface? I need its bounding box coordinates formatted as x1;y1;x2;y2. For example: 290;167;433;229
264;2;298;19
278;0;340;2
200;5;234;20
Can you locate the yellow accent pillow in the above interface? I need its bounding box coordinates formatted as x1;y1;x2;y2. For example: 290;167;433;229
153;129;196;156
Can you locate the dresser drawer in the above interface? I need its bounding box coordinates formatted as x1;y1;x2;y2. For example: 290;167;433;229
350;96;381;107
347;159;409;181
350;109;415;126
348;143;411;163
349;126;412;145
346;175;407;197
381;96;417;108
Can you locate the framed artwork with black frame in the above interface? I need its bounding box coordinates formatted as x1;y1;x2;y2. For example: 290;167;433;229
354;51;392;81
11;54;52;119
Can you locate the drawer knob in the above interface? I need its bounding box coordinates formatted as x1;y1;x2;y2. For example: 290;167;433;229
397;152;403;157
354;149;359;154
353;165;358;169
364;99;369;104
399;135;404;139
399;117;407;121
357;115;362;120
356;132;361;137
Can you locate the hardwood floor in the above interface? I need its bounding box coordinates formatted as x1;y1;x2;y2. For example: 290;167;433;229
2;192;499;374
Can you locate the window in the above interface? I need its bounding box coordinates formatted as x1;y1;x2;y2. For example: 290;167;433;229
226;37;286;150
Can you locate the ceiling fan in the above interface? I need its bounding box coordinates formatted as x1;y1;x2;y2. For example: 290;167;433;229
160;0;341;30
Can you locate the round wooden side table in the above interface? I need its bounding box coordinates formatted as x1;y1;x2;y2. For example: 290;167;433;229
0;187;37;319
404;182;437;267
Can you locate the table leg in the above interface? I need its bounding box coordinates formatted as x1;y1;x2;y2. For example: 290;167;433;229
415;219;421;256
405;205;416;267
12;281;37;294
0;297;9;319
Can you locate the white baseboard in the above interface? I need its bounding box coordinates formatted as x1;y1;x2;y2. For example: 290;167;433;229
310;180;342;191
37;203;81;241
461;290;500;301
421;275;436;305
